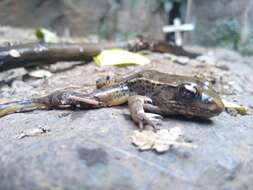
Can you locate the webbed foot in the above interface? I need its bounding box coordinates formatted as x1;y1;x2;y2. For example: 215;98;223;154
128;95;162;131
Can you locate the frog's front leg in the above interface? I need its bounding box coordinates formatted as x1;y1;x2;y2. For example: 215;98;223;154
128;95;162;131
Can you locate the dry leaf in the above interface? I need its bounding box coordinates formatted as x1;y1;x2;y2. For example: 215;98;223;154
16;127;50;139
131;127;196;153
131;130;156;150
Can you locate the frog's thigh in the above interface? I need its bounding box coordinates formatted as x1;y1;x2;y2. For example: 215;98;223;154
67;95;104;108
36;91;104;108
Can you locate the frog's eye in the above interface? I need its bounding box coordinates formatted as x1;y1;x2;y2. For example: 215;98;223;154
177;83;199;101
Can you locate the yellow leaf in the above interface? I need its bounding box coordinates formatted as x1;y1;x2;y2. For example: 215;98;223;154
94;49;150;67
222;99;248;115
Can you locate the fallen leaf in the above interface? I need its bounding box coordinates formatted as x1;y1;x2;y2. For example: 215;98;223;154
222;99;248;115
16;127;50;139
131;130;156;150
94;49;150;67
35;28;59;43
131;127;196;153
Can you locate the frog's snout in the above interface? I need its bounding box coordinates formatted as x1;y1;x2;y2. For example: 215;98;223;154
212;97;225;115
202;94;225;117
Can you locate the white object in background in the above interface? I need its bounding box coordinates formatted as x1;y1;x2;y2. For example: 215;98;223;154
163;18;194;46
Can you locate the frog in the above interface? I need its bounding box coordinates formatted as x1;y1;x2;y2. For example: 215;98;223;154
0;70;224;130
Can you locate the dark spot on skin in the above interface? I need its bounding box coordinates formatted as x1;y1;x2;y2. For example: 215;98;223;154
210;79;216;85
106;75;110;80
145;80;149;85
77;147;108;167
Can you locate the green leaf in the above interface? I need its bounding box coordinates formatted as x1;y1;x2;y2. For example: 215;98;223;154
35;28;59;43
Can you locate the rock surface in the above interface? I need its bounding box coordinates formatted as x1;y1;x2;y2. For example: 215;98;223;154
1;0;253;47
0;0;165;39
0;27;253;190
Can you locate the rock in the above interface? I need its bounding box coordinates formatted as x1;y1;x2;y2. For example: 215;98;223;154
0;0;165;39
190;0;253;47
28;69;52;78
0;68;27;85
0;28;253;190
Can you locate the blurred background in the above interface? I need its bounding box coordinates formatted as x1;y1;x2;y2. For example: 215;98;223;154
1;0;252;53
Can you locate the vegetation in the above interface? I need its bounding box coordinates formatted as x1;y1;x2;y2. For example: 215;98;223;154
196;18;253;54
198;19;240;50
210;19;240;50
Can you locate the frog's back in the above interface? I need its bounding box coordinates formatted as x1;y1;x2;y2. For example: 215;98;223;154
121;70;205;87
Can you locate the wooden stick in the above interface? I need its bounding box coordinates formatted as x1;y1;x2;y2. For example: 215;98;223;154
0;36;199;72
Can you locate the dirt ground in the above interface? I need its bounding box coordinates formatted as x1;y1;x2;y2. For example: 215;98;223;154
0;26;253;190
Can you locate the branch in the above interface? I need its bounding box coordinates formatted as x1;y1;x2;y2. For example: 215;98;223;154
0;36;200;72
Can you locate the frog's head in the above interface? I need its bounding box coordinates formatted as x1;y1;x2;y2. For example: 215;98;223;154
176;81;224;118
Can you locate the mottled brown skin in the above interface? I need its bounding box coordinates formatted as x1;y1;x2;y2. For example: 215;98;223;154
0;70;224;130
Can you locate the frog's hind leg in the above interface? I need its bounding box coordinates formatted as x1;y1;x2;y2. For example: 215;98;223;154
128;95;162;131
0;100;47;117
0;90;105;118
34;90;105;109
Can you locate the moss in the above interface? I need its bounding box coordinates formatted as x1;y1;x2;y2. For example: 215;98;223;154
195;19;240;50
115;31;139;41
239;36;253;55
98;23;108;39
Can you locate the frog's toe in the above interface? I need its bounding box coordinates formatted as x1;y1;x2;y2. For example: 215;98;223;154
145;113;163;120
128;95;160;131
136;112;160;131
146;113;163;130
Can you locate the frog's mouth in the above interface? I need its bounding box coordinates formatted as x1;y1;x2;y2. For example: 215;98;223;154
196;93;225;118
166;96;224;118
185;100;224;118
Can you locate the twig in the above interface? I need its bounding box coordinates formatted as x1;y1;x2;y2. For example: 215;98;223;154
0;36;200;72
